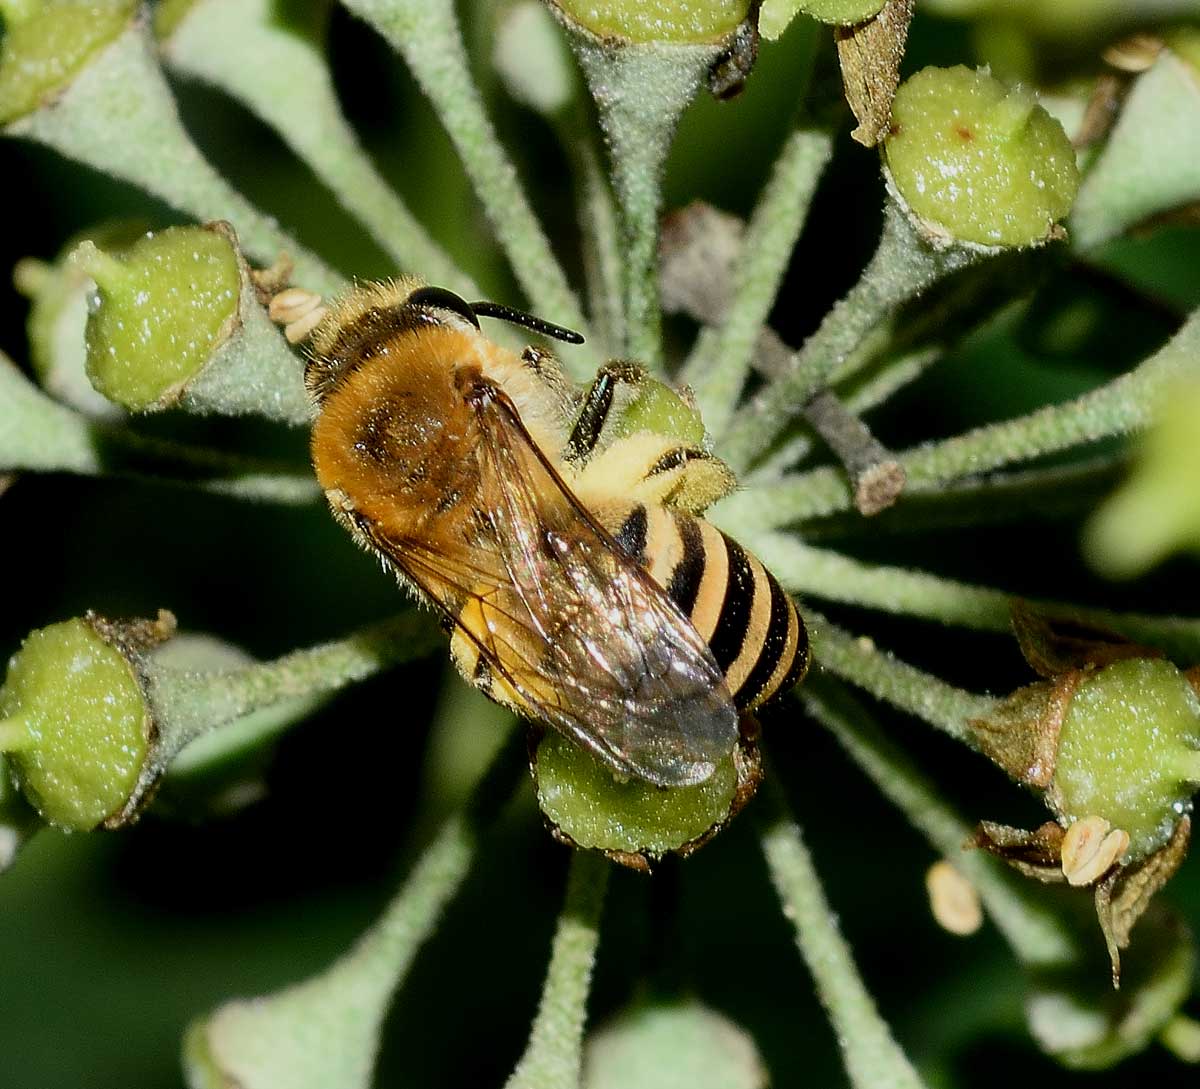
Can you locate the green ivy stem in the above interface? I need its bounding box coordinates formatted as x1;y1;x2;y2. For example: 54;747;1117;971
0;354;318;503
184;730;528;1089
742;346;943;482
682;127;832;433
738;303;1200;523
5;19;345;297
570;37;720;369
161;0;473;295
1161;1014;1200;1063
144;613;441;787
718;200;985;472
563;126;626;360
805;609;994;742
800;678;1080;968
736;533;1200;662
758;779;929;1089
780;457;1122;539
727;453;1113;529
338;0;589;342
839;345;944;416
505;851;611;1089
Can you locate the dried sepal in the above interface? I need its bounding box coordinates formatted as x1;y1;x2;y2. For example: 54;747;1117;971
967;675;1076;789
1009;599;1155;678
1095;816;1191;987
973;820;1066;883
834;0;914;147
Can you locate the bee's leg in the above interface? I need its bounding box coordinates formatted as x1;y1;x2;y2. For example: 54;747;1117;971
564;361;647;461
571;432;737;516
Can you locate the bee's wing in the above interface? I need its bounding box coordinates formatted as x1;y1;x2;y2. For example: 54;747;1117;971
384;383;738;787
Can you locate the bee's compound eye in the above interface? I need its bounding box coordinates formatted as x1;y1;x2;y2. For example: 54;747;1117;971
406;286;481;330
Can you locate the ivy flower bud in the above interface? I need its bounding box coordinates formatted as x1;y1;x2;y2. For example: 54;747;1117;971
1048;657;1200;862
0;611;174;830
531;723;761;869
0;0;136;125
550;0;751;44
494;1;578;118
759;0;884;39
884;65;1080;247
1086;379;1200;578
73;222;311;423
970;606;1200;981
13;220;147;418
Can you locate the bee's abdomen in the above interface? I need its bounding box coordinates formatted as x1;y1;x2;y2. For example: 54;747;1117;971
614;503;809;711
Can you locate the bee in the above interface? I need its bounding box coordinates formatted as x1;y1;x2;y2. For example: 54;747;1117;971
290;279;809;787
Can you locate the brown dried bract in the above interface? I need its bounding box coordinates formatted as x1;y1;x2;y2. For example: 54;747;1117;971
835;0;915;147
1010;599;1156;679
1095;815;1191;988
968;676;1077;789
973;820;1066;883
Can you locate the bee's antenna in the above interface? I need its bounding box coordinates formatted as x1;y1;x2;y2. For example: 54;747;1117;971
469;301;585;345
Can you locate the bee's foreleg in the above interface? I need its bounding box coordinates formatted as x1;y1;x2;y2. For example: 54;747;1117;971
564;361;647;462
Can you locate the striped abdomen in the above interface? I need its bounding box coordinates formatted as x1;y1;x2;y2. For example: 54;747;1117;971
611;502;809;712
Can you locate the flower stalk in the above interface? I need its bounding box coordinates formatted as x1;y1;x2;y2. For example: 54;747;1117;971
338;0;588;341
682;125;832;432
718;199;985;472
160;0;472;295
569;34;722;368
5;17;345;296
185;730;529;1089
758;778;928;1089
505;851;610;1089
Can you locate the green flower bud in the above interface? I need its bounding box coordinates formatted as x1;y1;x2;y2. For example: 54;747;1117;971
1048;657;1200;861
610;375;707;445
532;728;759;867
74;221;312;423
759;0;884;39
13;220;146;418
76;223;239;411
550;0;750;44
0;0;136;125
1086;381;1200;579
0;611;174;830
585;999;768;1089
884;65;1080;247
494;1;578;118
